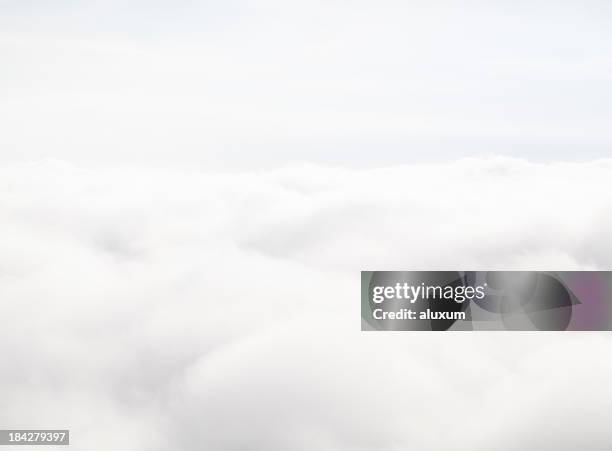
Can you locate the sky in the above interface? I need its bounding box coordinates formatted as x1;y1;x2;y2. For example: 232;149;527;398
3;1;612;168
2;2;612;451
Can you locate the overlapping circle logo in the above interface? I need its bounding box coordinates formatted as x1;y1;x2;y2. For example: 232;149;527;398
466;272;576;330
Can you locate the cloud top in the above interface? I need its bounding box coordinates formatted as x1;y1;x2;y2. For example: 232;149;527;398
1;157;612;450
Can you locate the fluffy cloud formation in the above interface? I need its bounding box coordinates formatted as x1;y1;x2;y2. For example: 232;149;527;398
1;157;612;450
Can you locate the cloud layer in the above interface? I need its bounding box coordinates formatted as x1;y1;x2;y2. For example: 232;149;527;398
1;157;612;450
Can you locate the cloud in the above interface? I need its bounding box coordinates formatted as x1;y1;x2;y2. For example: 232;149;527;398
1;157;612;450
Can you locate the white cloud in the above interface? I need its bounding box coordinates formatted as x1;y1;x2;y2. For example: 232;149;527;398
1;157;612;450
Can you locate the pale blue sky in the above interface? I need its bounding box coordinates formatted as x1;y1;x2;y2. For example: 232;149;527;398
2;1;612;168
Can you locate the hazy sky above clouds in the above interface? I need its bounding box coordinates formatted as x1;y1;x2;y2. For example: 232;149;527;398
3;1;612;168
